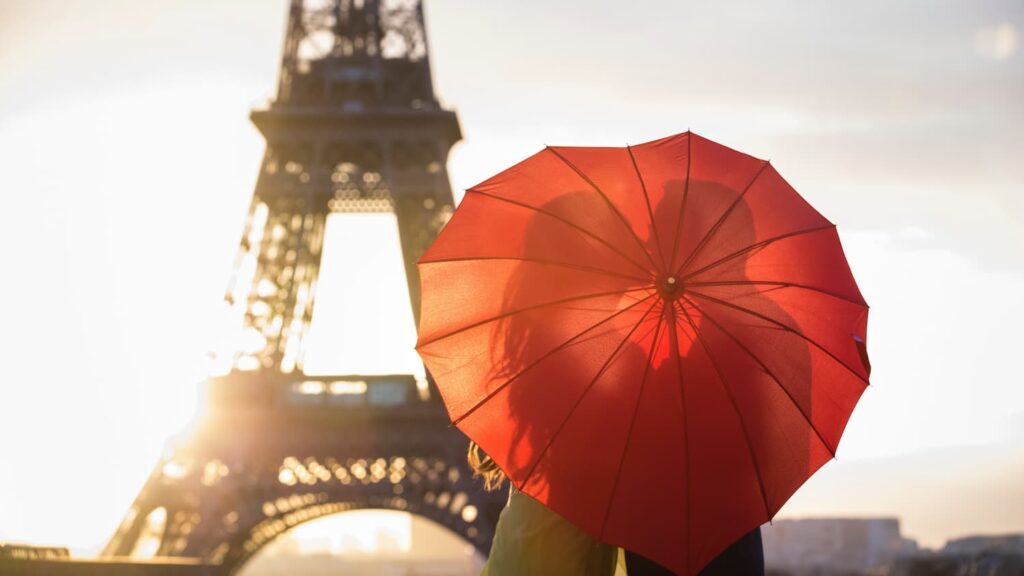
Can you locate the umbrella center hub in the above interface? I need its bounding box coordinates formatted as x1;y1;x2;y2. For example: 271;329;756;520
657;275;684;300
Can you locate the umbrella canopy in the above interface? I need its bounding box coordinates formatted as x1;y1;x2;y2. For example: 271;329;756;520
415;131;870;575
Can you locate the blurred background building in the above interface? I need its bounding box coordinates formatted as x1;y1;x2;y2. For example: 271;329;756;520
763;518;918;575
763;519;1024;575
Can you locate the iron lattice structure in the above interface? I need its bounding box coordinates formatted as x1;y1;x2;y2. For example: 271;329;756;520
103;1;505;572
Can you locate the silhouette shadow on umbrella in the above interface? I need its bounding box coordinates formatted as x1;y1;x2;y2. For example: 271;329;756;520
416;131;870;575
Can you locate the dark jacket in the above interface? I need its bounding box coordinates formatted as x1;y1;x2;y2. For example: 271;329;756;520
625;527;764;575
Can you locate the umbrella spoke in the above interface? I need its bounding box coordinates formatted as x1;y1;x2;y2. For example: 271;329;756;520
420;254;650;285
449;292;659;426
619;291;650;304
666;300;693;574
418;286;654;350
546;147;663;274
600;312;666;538
667;132;692;273
680;295;837;457
686;289;869;386
680;224;837;282
673;161;771;278
558;316;660;352
520;297;662;489
626;144;669;272
466;189;654;277
675;301;772;520
686;279;865;307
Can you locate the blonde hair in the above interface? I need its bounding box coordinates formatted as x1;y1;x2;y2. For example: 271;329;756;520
467;440;506;491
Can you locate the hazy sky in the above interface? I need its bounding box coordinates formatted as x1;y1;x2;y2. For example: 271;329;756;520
0;0;1021;557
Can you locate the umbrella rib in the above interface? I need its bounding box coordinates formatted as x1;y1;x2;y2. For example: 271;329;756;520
680;295;838;457
418;285;654;350
686;289;869;387
685;280;865;307
673;160;771;278
667;131;692;272
465;188;653;278
545;147;662;273
619;309;668;357
449;292;658;426
626;144;669;272
519;297;662;490
525;313;664;364
681;224;837;282
599;311;666;539
665;300;692;575
419;255;650;284
675;300;773;520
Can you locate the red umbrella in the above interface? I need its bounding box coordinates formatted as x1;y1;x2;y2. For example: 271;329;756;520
415;131;870;575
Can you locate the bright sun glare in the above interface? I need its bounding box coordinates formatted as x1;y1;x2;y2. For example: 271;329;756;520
301;213;424;378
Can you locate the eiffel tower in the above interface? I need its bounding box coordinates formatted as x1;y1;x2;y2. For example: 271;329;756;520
103;1;505;572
